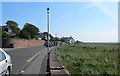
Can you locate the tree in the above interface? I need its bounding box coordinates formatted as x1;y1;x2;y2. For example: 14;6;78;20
2;29;9;38
19;23;39;39
6;20;18;28
12;28;20;36
6;20;20;37
19;29;30;39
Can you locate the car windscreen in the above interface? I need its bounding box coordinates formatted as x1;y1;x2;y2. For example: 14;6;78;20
0;50;6;62
0;51;2;61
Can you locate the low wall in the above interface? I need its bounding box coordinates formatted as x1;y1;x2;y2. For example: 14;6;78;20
2;38;45;48
2;38;10;48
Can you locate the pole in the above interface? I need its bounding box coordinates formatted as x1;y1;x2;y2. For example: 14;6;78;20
46;7;51;75
47;8;49;56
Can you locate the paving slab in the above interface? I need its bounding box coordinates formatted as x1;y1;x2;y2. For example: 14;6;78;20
50;48;70;76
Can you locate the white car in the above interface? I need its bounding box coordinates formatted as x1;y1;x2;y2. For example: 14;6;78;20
0;48;12;76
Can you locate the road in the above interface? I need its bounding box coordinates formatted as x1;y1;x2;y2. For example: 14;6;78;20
4;46;47;74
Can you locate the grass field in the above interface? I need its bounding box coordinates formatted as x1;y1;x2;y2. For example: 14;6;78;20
56;43;119;74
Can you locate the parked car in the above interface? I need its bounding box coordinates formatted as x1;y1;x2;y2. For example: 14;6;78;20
44;42;52;47
51;42;55;46
0;48;12;76
44;41;48;46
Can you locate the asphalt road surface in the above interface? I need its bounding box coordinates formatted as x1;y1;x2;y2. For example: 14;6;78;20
4;46;47;74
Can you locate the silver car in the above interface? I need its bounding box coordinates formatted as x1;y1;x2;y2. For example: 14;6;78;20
0;48;12;76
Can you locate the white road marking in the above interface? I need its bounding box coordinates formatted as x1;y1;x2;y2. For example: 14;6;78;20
19;70;25;73
26;48;47;62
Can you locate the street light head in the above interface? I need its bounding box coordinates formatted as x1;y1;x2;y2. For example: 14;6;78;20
47;8;49;13
47;8;50;11
47;8;49;11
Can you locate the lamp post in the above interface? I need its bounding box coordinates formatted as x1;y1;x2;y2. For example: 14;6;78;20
46;7;51;75
47;8;50;55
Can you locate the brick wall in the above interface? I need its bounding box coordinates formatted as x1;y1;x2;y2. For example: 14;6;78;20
2;38;45;48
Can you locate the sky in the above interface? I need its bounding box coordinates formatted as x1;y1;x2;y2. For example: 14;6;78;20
1;1;118;42
1;0;119;2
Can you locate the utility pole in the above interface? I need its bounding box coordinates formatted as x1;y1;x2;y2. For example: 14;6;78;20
46;7;51;75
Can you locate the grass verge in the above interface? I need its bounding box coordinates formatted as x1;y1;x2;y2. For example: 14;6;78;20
56;43;119;74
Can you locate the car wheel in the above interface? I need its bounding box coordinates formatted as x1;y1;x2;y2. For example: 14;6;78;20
5;68;10;76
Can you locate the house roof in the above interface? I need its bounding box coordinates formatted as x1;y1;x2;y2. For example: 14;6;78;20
1;26;16;36
62;37;74;39
1;26;12;30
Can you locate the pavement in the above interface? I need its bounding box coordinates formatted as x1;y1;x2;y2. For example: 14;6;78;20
50;47;70;76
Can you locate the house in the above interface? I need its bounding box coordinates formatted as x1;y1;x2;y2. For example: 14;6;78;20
6;20;18;28
36;32;48;40
54;37;61;41
62;36;75;44
1;26;16;36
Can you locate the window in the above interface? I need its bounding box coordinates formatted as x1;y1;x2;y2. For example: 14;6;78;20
0;50;6;62
2;52;6;60
0;51;2;61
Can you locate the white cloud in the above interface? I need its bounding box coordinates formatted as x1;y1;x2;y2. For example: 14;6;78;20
90;2;117;19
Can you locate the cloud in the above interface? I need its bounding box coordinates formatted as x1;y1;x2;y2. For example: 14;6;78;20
90;2;117;19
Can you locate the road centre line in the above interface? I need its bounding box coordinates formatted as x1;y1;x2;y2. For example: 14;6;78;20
26;48;47;62
16;47;55;74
